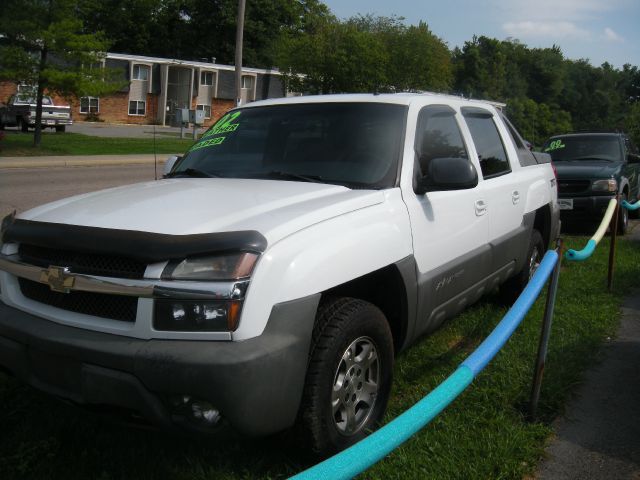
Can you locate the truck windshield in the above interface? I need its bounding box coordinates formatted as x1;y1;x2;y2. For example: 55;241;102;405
172;102;407;189
543;135;622;162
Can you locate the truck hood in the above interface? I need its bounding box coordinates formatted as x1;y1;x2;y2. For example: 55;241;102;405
18;179;386;245
553;160;622;180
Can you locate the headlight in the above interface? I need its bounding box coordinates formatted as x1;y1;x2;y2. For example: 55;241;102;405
592;179;617;192
154;299;242;332
162;252;258;281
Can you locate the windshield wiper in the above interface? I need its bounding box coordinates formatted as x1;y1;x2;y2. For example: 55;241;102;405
166;168;221;178
569;157;614;162
256;170;326;183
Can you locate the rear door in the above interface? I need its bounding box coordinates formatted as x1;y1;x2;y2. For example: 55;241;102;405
461;107;528;273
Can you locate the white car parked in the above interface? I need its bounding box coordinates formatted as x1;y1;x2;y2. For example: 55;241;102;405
0;93;559;453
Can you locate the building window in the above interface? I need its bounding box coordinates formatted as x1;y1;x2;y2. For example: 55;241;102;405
128;100;146;116
200;71;214;86
132;64;150;81
80;96;99;114
241;75;254;89
196;104;211;118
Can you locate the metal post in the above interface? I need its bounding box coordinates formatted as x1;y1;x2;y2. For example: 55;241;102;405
607;194;620;291
235;0;246;107
529;238;563;421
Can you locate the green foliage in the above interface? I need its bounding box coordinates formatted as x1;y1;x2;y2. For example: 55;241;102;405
276;15;452;94
0;0;125;146
76;0;331;69
0;131;193;156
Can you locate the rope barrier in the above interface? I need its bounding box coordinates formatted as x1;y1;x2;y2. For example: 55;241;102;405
565;198;617;261
291;250;559;480
621;199;640;211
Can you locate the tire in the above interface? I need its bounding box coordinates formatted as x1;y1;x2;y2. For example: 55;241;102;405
19;118;28;133
617;193;628;235
55;125;66;133
299;297;394;455
500;229;544;303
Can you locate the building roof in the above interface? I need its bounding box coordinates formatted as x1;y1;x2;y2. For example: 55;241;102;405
106;52;282;76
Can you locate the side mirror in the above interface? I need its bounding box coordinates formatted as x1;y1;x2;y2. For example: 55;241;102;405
163;155;181;177
627;153;640;164
415;157;478;194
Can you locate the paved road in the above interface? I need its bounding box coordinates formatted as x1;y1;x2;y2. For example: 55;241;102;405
0;164;158;218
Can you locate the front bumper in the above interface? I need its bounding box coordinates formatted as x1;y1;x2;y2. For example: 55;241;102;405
0;294;320;436
28;119;73;127
558;195;614;220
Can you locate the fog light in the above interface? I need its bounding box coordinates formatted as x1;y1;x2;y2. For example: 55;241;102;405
191;401;221;426
172;304;186;321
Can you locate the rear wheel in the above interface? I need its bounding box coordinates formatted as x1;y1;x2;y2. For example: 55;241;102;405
500;229;544;303
299;297;394;454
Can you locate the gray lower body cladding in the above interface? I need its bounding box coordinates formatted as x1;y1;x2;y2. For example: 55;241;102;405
0;294;320;436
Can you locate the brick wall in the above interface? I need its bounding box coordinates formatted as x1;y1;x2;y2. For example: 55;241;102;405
0;82;17;103
1;81;236;127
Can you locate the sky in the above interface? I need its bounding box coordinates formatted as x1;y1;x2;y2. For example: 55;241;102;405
322;0;640;68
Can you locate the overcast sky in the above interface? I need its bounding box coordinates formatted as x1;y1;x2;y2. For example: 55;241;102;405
322;0;639;68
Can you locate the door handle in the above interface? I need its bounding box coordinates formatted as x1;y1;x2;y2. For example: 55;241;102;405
475;199;487;216
512;190;520;205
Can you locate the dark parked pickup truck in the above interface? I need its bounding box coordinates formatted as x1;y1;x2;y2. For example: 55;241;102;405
543;132;640;234
0;94;73;132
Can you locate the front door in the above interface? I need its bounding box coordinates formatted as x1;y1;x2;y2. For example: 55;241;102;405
166;67;193;126
404;104;489;336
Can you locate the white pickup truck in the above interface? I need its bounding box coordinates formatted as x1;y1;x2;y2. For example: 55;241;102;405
0;93;559;453
0;94;73;132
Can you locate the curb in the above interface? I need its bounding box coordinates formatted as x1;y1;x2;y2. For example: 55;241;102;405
0;155;172;169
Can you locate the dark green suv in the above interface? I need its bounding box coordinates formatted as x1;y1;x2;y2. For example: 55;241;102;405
542;132;640;234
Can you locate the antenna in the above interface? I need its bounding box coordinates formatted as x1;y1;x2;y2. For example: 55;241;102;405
153;95;158;180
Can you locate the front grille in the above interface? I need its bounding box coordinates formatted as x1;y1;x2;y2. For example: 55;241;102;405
19;278;138;322
18;244;147;279
558;180;590;195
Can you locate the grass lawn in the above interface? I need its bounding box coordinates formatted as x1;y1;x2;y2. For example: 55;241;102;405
1;234;638;480
0;131;194;157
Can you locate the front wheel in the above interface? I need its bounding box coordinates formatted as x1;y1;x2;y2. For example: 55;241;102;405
617;193;628;235
299;297;394;454
19;118;28;133
55;125;66;133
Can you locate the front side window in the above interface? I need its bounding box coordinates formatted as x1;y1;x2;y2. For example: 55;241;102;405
132;64;149;81
415;105;469;179
128;100;146;115
172;102;408;189
463;111;511;178
80;96;99;114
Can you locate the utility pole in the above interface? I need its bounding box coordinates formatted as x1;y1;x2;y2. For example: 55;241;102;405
235;0;246;107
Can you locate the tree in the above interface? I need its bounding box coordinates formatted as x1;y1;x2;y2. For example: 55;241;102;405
276;15;452;94
0;0;123;146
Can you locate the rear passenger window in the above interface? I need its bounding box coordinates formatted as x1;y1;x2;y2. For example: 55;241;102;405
415;105;468;178
463;109;511;179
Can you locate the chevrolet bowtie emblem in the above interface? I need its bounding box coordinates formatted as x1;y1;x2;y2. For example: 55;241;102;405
40;266;75;293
